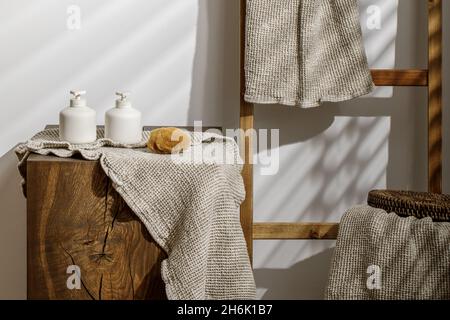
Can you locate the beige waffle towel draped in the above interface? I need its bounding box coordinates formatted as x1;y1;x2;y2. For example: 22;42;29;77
16;128;256;300
245;0;374;107
326;206;450;300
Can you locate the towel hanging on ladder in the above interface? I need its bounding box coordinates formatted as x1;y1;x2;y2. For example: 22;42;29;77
245;0;374;108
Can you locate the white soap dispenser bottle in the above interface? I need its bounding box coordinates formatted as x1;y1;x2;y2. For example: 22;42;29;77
105;91;142;144
59;90;97;144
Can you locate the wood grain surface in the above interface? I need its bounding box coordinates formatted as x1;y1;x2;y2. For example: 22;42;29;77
428;0;442;193
253;223;339;240
371;69;428;86
27;158;166;300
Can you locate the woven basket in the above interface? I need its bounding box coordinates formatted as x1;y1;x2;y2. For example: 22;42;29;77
367;190;450;221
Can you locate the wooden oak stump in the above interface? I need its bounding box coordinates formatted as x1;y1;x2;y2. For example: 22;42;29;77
27;154;167;300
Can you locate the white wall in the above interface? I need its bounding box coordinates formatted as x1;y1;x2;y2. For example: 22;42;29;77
0;0;447;299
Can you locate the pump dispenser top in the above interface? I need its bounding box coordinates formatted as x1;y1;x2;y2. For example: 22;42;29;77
70;90;87;107
115;91;131;108
59;90;97;144
105;91;142;144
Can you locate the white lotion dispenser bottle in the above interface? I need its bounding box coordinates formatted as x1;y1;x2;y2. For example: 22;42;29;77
105;92;142;144
59;90;97;144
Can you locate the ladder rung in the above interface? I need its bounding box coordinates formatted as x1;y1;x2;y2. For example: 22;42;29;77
371;69;428;86
253;222;339;240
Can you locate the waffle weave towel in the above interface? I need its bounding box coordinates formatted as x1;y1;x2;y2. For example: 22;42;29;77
326;206;450;300
245;0;374;107
16;128;256;300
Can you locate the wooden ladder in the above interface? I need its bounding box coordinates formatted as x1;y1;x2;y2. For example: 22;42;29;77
239;0;443;259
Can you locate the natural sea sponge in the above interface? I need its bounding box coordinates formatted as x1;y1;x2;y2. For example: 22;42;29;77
147;127;191;154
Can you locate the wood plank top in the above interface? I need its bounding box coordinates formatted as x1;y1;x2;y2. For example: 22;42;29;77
27;154;92;162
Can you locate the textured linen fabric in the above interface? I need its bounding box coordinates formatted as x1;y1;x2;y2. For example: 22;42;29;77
245;0;374;107
326;206;450;300
16;128;256;300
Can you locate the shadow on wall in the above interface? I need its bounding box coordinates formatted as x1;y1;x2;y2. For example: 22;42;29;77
0;147;26;299
254;86;427;218
254;248;335;300
188;0;240;127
